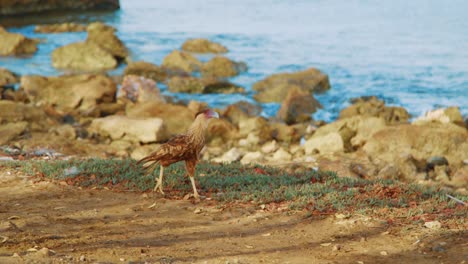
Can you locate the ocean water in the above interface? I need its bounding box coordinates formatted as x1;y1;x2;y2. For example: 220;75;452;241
1;0;467;122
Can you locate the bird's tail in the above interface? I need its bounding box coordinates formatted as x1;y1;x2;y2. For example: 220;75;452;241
137;155;161;174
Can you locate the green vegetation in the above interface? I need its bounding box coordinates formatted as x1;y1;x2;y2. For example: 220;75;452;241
1;159;466;218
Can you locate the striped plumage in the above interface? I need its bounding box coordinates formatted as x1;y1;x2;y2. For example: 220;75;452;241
137;109;219;200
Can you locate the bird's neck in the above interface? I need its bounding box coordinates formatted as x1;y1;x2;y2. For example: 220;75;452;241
187;116;208;143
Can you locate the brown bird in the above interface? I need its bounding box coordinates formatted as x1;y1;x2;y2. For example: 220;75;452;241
137;109;219;199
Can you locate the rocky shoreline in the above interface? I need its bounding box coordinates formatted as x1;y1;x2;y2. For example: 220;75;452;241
0;22;467;195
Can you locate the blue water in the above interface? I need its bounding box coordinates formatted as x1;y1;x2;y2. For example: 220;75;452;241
1;0;467;121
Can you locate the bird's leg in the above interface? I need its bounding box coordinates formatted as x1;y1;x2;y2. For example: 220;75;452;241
185;160;200;200
189;176;200;200
153;165;165;194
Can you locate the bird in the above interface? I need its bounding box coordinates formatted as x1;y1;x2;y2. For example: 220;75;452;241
137;108;219;200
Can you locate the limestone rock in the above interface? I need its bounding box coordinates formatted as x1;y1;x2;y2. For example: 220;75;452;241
0;101;54;131
118;75;165;104
86;23;128;59
0;26;38;56
0;68;18;87
304;132;344;155
277;85;322;124
0;122;28;145
413;107;464;126
240;151;264;165
253;67;330;103
51;42;117;72
89;115;167;144
201;56;247;78
0;0;119;16
339;96;410;125
261;140;279;154
239;117;272;143
270;122;304;143
123;61;167;82
50;124;76;140
222;101;262;125
162;50;202;73
213;147;244;163
21;74;116;112
269;148;292;162
181;38;228;53
35;23;86;33
207;118;239;145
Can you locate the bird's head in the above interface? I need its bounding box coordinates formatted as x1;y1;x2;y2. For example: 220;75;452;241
196;109;219;120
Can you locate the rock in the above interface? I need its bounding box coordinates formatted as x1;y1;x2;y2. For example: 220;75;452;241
363;123;468;180
89;115;167;144
311;116;387;151
239;133;260;147
304;132;344;155
201;56;247;78
34;23;86;33
0;26;38;56
167;76;204;93
424;221;441;229
181;38;228;53
450;166;468;189
253;67;330;103
269;148;292;162
123;61;167;82
51;42;117;72
213;147;244;163
0;1;119;16
222;101;262;125
162;50;202;73
202;79;245;94
270;122;304;143
126;102;194;136
276;85;322;124
0;122;28;145
0;101;54;131
206;118;238;146
261;140;278;154
86;22;128;60
413;107;464;126
118;75;165;103
50;124;76;140
240;151;264;165
187;101;208;114
21;74;116;112
380;251;388;256
37;247;53;257
239;117;272;143
339;96;410;125
377;164;401;180
0;68;18;87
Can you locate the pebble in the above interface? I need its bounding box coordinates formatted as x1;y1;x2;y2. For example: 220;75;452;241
380;251;388;256
79;255;86;261
332;244;342;251
424;221;442;229
194;208;203;214
12;253;20;258
320;243;332;247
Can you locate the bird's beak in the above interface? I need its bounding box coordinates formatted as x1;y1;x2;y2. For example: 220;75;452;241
209;110;219;119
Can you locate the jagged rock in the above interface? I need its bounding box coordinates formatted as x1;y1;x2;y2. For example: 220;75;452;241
201;56;247;78
0;122;28;145
222;101;262;125
450;166;468;189
123;61;167;82
339;96;410;125
413;107;464;126
268;148;292;162
118;75;165;103
239;133;260;148
0;68;18;87
187;101;208;113
0;0;119;16
270;122;304;143
239;117;272;143
304;132;344;155
0;101;54;131
51;42;117;72
207;118;239;146
261;140;278;154
167;76;244;94
277;85;322;124
86;22;128;59
162;50;202;73
50;124;76;140
181;38;228;53
21;74;116;112
212;147;244;163
363;123;468;180
126;101;194;136
253;67;330;103
0;26;38;56
240;151;264;165
89;115;167;144
34;23;86;33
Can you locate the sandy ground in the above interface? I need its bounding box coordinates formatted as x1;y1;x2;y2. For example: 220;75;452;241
0;167;466;264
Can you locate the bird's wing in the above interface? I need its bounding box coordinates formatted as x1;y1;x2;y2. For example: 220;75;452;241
138;134;195;166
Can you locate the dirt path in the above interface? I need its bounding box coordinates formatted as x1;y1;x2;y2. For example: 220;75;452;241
0;168;466;264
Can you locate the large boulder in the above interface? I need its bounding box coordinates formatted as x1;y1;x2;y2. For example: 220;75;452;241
413;107;464;126
161;50;202;73
253;67;330;103
34;23;86;33
222;101;262;126
51;42;117;72
0;122;28;145
304;132;344;155
167;76;244;94
181;38;228;53
126;102;194;136
206;118;239;146
123;61;167;82
0;101;54;131
239;117;273;143
21;74;116;112
0;0;119;15
201;56;247;78
339;96;410;125
118;75;165;104
276;85;322;124
86;22;129;60
0;68;18;87
0;26;38;56
89;115;167;144
304;116;387;153
363;123;468;179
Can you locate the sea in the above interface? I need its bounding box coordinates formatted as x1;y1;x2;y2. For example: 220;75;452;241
1;0;467;122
